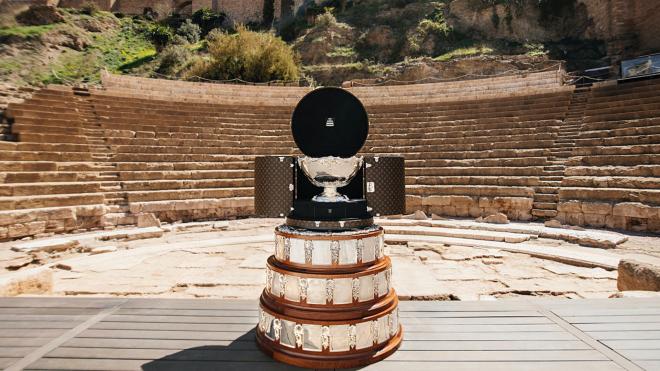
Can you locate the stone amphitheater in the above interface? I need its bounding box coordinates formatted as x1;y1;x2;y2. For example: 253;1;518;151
1;68;659;299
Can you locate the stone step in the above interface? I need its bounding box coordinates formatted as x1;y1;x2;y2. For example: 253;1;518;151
531;209;558;218
106;204;129;213
381;225;531;244
534;193;559;202
101;212;136;226
534;187;559;194
540;176;563;181
533;202;557;210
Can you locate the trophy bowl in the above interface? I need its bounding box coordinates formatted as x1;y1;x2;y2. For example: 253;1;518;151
298;156;363;202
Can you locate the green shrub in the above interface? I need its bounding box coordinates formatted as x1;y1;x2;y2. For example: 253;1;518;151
148;24;172;50
188;26;300;82
157;44;191;75
191;8;225;36
80;1;100;16
176;19;200;43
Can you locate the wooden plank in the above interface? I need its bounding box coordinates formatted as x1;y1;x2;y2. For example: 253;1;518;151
0;298;123;308
0;329;67;338
601;339;660;350
0;338;52;347
637;361;660;370
556;309;660;317
62;338;255;350
358;361;623;371
0;315;91;322
119;299;257;310
399;340;591;351
577;323;660;331
100;315;551;326
388;350;608;362
59;338;590;351
104;315;258;324
89;321;562;333
397;301;537;311
537;306;644;371
399;310;543;318
25;358;303;371
0;347;35;358
401;316;552;325
116;308;259;317
404;331;577;341
5;300;125;371
0;359;20;369
45;347;274;362
616;349;660;360
564;315;660;323
588;331;660;340
78;329;254;341
0;308;101;315
0;321;84;329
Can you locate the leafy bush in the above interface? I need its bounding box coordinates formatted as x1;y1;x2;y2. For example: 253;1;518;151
176;19;200;43
80;1;100;15
191;8;225;36
147;24;172;50
188;26;300;82
157;44;191;75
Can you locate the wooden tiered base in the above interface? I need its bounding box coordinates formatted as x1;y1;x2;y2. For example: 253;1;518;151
256;225;402;369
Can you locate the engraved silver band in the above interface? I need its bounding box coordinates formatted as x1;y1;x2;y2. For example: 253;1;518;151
258;306;400;352
266;264;392;305
274;229;385;266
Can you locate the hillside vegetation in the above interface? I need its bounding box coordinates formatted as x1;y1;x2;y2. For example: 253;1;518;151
0;0;609;89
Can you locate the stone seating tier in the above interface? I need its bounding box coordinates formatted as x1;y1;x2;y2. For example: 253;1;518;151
4;72;658;238
558;78;660;232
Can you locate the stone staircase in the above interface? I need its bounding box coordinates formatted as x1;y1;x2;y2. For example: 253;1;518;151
74;88;132;226
532;85;591;220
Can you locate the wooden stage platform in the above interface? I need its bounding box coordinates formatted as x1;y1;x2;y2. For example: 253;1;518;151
1;297;659;370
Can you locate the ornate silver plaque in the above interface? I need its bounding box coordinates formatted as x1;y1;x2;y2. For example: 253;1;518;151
352;278;360;302
330;240;340;265
280;319;296;348
349;324;357;350
294;324;304;348
321;326;330;350
303;324;323;352
304;240;313;264
333;278;352;305
325;279;334;304
299;277;308;302
330;324;350;352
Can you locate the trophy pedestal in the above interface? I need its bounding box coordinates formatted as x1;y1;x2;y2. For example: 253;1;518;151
256;225;402;369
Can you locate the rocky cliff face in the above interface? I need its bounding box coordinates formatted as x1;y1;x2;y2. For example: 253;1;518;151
447;0;600;43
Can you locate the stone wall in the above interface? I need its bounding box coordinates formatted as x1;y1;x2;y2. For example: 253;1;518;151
409;195;534;221
631;1;660;54
557;201;660;234
101;69;568;107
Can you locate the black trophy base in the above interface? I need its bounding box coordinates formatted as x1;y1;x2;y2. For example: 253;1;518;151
285;217;374;231
288;199;372;231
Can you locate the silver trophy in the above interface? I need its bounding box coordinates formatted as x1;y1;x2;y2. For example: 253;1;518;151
298;156;363;202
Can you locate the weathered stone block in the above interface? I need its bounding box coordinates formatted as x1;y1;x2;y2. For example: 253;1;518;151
605;215;628;230
8;224;29;238
581;202;613;215
618;259;660;291
565;212;584;226
423;196;451;207
406;195;422;214
613;202;654;218
137;213;161;228
483;212;509;224
583;213;606;228
558;201;582;213
76;205;106;217
450;196;475;208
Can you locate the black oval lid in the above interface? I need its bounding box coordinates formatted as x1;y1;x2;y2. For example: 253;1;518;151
291;87;369;158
